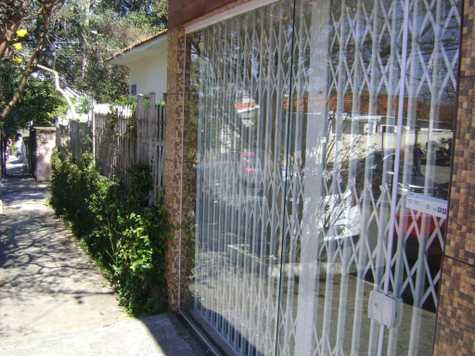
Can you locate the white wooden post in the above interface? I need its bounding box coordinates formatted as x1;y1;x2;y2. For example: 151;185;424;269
91;97;96;164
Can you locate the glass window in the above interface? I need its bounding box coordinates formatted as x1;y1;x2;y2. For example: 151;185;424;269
130;84;137;96
185;0;461;355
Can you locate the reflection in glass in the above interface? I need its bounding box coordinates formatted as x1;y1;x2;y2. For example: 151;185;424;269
186;0;461;355
279;0;461;355
188;1;295;354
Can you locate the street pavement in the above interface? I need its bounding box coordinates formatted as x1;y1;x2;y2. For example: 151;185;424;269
0;171;206;356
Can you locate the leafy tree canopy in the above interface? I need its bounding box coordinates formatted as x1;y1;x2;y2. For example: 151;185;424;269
0;0;64;122
0;0;167;133
0;62;66;137
47;0;167;102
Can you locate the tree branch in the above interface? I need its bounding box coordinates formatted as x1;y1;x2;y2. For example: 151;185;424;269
0;1;62;121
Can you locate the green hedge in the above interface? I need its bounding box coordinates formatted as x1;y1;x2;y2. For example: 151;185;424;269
51;152;170;315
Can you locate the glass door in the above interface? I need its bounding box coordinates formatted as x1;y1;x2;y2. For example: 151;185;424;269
277;0;461;355
186;0;461;355
188;1;295;354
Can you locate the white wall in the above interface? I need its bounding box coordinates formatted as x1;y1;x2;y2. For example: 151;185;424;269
112;38;168;103
127;45;167;102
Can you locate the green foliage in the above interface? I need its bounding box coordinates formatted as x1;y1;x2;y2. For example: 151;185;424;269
82;59;129;103
112;95;137;107
121;9;167;33
49;1;167;102
0;61;67;135
77;96;93;114
50;152;100;236
51;152;169;315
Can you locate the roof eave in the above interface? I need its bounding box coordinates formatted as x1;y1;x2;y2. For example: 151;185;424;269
108;30;168;64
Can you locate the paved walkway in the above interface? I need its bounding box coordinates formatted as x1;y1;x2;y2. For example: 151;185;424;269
0;176;205;356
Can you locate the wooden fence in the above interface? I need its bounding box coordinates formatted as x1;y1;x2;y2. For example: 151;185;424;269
94;105;135;179
134;94;166;201
64;93;166;204
70;120;92;160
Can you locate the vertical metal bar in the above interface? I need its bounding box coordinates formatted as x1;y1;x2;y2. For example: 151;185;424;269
238;15;254;351
348;1;379;354
221;19;232;340
213;20;227;337
233;17;247;352
194;30;205;313
335;0;364;353
294;1;332;354
360;0;393;353
273;1;295;354
224;16;240;348
202;27;214;323
255;9;275;352
244;10;262;353
92;98;96;163
376;0;411;354
320;0;348;353
200;29;211;318
389;0;421;350
249;10;268;352
219;17;231;343
257;4;274;352
406;0;445;354
381;2;408;354
221;16;239;352
209;23;222;330
279;1;307;352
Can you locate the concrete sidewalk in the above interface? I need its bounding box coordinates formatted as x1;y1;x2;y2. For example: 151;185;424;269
0;177;205;356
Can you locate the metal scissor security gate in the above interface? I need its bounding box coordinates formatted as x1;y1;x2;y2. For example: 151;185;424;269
187;0;461;355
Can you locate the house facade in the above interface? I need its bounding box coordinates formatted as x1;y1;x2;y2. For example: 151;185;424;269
110;30;168;102
163;0;475;355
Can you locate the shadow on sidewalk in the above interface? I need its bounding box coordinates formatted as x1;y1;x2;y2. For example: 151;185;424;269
0;177;208;355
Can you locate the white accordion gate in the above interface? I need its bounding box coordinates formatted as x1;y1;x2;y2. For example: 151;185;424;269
186;0;461;355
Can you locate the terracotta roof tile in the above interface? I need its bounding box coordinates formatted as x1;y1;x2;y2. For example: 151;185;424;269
108;29;168;61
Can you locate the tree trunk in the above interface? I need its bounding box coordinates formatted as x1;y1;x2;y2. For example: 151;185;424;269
0;22;19;59
0;1;31;59
0;2;57;121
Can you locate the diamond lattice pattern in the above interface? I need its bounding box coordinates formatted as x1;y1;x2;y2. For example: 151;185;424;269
188;0;461;355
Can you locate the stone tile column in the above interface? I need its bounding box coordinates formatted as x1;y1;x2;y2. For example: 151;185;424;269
434;1;475;354
32;127;56;182
163;27;196;311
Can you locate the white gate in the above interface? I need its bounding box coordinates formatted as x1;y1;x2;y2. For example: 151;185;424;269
187;0;461;355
